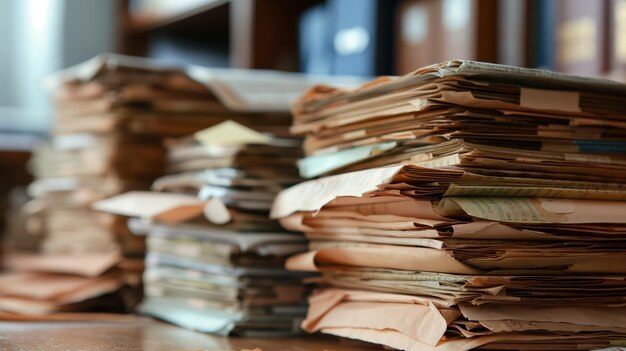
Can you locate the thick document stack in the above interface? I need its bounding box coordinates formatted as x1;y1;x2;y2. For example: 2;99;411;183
94;121;309;336
271;60;626;350
29;53;334;256
46;55;300;137
6;53;344;317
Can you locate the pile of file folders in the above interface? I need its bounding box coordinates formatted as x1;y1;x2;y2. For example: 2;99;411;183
95;120;309;336
269;60;626;350
29;52;300;253
3;53;334;317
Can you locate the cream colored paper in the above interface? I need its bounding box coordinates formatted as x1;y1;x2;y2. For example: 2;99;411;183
519;88;581;113
93;191;205;223
193;120;271;147
271;165;403;218
444;197;626;224
303;288;455;346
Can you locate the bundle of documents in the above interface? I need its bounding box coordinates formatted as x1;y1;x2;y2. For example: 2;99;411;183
294;59;626;180
0;253;130;316
47;54;299;137
271;60;626;350
9;53;351;316
95;120;310;336
27;133;160;256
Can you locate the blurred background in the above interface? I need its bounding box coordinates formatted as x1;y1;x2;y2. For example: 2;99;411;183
0;0;624;133
0;0;624;239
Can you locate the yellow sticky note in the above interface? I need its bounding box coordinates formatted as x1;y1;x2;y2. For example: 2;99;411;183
193;120;271;146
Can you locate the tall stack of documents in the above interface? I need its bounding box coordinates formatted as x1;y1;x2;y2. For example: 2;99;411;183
271;60;626;350
6;53;347;316
94;120;309;336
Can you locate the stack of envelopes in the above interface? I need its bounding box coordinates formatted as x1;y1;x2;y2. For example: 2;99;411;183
94;121;310;336
270;60;626;350
12;53;335;316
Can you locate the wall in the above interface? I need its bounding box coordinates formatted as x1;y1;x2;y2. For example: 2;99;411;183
0;0;118;132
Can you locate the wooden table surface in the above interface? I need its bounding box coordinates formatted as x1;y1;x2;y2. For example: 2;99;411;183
0;318;384;351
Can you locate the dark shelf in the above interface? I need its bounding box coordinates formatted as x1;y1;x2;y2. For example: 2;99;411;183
126;0;230;33
118;0;322;71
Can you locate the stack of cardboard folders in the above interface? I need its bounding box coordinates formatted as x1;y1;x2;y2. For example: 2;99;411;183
2;54;343;318
270;60;626;350
0;133;34;252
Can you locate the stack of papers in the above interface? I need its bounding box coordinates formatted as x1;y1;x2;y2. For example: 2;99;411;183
94;121;310;336
271;60;626;350
45;53;363;137
28;133;158;256
0;253;129;316
11;53;348;316
154;123;303;232
294;60;626;180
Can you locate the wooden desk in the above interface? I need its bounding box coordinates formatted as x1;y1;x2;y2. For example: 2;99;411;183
0;318;383;350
